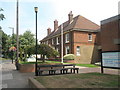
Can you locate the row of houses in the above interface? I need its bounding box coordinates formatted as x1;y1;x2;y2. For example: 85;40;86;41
40;11;120;64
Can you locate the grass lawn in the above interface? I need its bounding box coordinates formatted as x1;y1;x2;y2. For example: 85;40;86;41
19;60;99;67
0;57;9;60
35;72;119;88
75;63;99;67
19;60;61;64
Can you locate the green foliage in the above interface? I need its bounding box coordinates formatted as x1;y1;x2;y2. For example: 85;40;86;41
0;29;10;58
1;29;35;60
0;8;5;21
18;30;35;61
19;30;35;47
63;54;75;60
38;44;59;62
26;45;35;57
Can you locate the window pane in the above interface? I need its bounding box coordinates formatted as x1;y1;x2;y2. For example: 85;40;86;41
76;46;80;56
65;46;69;54
65;33;69;43
88;34;92;41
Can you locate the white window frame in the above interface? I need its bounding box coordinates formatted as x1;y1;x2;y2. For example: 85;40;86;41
65;33;69;43
56;47;59;52
56;37;59;45
88;34;92;41
52;39;54;45
46;41;48;45
76;46;80;56
65;46;69;55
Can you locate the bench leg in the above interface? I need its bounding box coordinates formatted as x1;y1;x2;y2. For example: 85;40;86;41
77;69;79;73
53;71;56;74
74;69;75;73
49;70;51;75
63;70;65;74
39;71;43;75
70;69;72;73
60;70;63;74
65;69;68;73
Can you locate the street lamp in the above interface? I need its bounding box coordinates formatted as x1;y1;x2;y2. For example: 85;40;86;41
8;27;14;63
34;7;38;76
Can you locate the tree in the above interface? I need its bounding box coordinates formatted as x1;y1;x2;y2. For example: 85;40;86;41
0;8;5;21
0;8;5;29
26;45;35;57
19;30;35;61
0;29;9;58
38;44;59;62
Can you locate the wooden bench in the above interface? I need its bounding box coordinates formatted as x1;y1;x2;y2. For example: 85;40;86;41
37;64;79;75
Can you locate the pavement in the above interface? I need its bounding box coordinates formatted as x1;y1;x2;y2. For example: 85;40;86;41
0;60;119;89
0;60;34;89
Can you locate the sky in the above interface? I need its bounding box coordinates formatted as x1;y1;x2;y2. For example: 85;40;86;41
0;0;119;41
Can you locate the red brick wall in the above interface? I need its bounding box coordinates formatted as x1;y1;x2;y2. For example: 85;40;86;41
101;20;119;51
73;31;97;44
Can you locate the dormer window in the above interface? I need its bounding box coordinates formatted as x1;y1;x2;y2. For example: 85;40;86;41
88;34;92;41
65;33;69;43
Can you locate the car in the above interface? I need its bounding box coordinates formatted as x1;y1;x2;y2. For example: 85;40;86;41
26;56;36;62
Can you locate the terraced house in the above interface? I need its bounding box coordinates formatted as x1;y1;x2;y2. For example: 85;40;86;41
40;11;101;64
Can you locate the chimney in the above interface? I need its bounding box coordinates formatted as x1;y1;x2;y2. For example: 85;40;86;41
47;28;51;35
54;19;58;31
68;11;73;23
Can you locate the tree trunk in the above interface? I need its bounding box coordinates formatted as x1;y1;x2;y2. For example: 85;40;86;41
43;55;45;62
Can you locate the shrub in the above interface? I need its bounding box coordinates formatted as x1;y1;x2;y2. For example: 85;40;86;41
63;54;75;60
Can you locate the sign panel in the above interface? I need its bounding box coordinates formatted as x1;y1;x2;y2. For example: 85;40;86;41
102;52;120;68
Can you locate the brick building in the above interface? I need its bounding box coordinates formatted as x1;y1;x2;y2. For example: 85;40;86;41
101;15;120;51
40;11;100;64
101;15;120;68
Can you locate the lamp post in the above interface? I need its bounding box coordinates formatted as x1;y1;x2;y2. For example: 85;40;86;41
34;7;38;76
8;27;14;63
16;0;19;70
61;24;63;63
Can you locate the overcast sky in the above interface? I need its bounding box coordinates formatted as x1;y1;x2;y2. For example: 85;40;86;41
0;0;119;41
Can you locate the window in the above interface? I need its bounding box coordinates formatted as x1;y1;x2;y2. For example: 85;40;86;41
88;34;92;41
56;47;59;52
56;37;59;45
56;47;59;57
46;41;48;45
76;46;80;56
52;39;54;45
65;46;69;55
65;33;69;43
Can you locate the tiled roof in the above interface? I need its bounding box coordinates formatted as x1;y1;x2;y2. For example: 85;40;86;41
40;15;100;42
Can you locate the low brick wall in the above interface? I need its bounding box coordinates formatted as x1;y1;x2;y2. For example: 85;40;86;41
28;77;46;89
19;63;63;73
19;64;35;73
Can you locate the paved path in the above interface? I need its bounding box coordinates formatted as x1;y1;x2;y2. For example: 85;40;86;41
0;60;119;89
0;60;34;89
76;66;119;75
